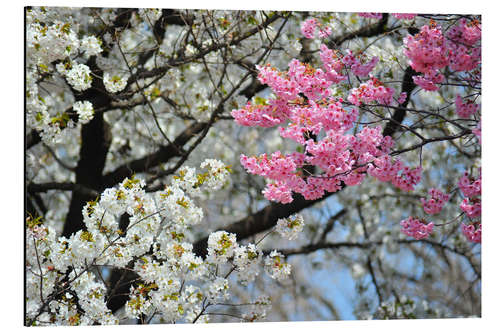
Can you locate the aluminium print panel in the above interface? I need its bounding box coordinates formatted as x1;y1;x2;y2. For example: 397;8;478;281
25;6;481;326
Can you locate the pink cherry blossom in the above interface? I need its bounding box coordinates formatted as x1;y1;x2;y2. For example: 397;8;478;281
301;18;332;39
392;166;422;192
342;49;379;77
263;182;294;204
301;18;317;39
461;223;481;243
458;171;481;198
318;25;332;38
397;92;407;104
412;72;444;91
404;20;481;91
400;216;434;240
240;152;301;182
348;76;395;106
231;101;287;127
319;44;347;83
420;188;450;214
460;198;481;218
455;95;479;118
368;155;404;183
447;19;481;72
404;23;449;75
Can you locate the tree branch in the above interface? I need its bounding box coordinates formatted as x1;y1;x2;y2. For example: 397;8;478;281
327;13;389;48
101;121;206;189
192;190;341;257
382;66;418;137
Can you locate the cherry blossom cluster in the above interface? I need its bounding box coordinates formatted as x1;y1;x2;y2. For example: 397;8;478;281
411;72;444;91
233;44;420;204
239;118;419;203
406;171;481;243
264;250;292;280
457;170;481;242
276;214;305;240
400;216;434;240
199;159;232;190
420;188;450;215
206;231;238;263
231;99;287;128
458;171;481;198
240;126;420;203
319;44;347;83
233;244;263;285
288;59;334;100
458;171;481;219
397;92;407;104
348;76;395;106
27;64;78;143
460;198;481;219
64;63;94;91
232;17;481;251
446;19;481;72
368;157;422;192
403;23;448;91
80;35;103;58
26;19;80;65
300;18;332;39
26;159;281;325
404;19;481;91
404;23;448;74
26;10;105;145
25;156;299;325
318;45;379;83
461;223;481;243
342;49;379;77
455;95;479;118
103;72;129;94
72;101;94;124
